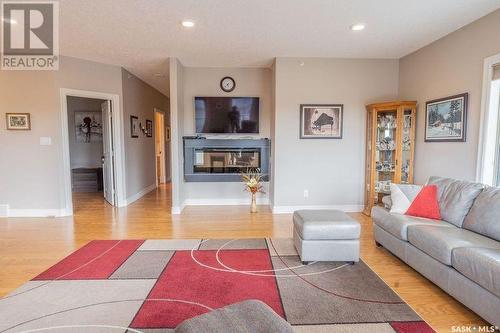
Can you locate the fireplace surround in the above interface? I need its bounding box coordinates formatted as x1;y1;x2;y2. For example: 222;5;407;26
183;137;270;182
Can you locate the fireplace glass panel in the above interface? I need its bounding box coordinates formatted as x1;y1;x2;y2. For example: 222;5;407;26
193;148;261;174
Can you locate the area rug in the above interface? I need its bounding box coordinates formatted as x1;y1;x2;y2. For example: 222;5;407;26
0;239;435;333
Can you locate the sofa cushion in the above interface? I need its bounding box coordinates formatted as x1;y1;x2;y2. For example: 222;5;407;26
407;225;500;266
452;247;500;298
427;176;484;227
463;186;500;241
371;206;454;241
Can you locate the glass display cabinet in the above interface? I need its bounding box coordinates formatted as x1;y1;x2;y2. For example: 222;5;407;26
363;101;417;216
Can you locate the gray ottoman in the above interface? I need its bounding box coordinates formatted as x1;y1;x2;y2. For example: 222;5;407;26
293;210;360;263
175;300;293;333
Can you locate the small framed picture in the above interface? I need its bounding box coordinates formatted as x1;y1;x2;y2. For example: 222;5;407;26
130;116;139;138
146;119;153;137
425;93;468;142
6;113;31;130
300;104;343;139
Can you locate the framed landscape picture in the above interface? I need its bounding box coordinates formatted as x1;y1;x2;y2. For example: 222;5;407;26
6;113;31;130
300;104;343;139
425;93;468;142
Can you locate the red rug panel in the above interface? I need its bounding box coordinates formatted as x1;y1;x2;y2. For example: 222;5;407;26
391;321;436;333
131;249;284;328
33;240;144;280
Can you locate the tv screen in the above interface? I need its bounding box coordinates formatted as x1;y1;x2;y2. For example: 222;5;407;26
195;97;260;134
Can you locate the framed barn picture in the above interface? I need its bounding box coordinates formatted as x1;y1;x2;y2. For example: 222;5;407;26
425;93;468;142
300;104;343;139
6;113;31;130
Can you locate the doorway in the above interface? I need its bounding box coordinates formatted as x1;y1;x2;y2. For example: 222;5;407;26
155;109;166;185
60;89;125;216
65;96;115;207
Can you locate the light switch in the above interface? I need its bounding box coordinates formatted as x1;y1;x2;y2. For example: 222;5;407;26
40;137;52;145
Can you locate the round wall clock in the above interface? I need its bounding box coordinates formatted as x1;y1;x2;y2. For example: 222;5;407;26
220;76;236;92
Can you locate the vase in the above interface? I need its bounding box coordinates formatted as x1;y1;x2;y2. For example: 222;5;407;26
250;192;257;213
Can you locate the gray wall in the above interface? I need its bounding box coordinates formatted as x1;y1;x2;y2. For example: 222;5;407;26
181;67;272;203
67;96;105;169
0;56;168;214
273;58;399;209
399;9;500;183
122;69;169;199
0;56;122;213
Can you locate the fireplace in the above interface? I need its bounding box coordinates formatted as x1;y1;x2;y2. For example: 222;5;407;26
183;138;270;182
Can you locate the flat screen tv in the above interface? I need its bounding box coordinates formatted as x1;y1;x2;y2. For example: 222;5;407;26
195;97;260;134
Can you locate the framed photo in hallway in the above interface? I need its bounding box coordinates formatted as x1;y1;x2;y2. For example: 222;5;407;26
6;113;31;130
300;104;343;139
146;120;153;137
425;93;468;142
130;116;139;138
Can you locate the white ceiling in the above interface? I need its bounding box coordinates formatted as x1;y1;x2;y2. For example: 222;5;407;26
59;0;500;96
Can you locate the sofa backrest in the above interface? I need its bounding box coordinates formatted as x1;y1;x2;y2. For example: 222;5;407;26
427;176;484;227
463;186;500;241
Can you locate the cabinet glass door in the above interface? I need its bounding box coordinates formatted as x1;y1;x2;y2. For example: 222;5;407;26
374;110;397;202
399;108;414;184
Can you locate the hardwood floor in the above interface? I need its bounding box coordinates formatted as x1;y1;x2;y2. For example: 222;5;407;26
0;183;487;332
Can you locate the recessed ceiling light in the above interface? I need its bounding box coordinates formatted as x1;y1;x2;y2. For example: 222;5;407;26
350;23;365;31
182;20;195;28
2;18;17;24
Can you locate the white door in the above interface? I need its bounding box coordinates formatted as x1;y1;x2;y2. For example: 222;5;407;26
101;100;115;205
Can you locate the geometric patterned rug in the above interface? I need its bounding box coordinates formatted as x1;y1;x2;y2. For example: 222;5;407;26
0;239;435;333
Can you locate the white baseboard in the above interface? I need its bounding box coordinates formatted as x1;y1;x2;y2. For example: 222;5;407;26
171;199;186;215
6;208;68;218
184;197;269;206
125;183;157;205
271;204;364;214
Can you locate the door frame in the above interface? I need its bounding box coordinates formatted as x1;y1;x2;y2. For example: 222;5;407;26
476;53;500;184
154;108;167;184
59;88;126;216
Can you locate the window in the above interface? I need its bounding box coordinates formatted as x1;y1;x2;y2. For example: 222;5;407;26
478;58;500;186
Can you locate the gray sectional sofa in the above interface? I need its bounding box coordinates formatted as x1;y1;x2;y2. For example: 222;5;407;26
372;176;500;326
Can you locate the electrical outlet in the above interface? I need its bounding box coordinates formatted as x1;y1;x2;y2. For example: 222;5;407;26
303;190;309;198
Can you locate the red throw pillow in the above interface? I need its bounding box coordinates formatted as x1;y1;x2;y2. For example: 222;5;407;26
405;185;441;220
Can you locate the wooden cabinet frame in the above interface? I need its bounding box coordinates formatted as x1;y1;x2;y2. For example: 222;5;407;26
363;101;417;216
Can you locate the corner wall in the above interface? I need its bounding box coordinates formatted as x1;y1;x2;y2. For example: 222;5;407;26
272;58;399;212
399;9;500;183
169;58;186;213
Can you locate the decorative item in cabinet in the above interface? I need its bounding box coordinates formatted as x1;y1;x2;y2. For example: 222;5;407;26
363;101;417;216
